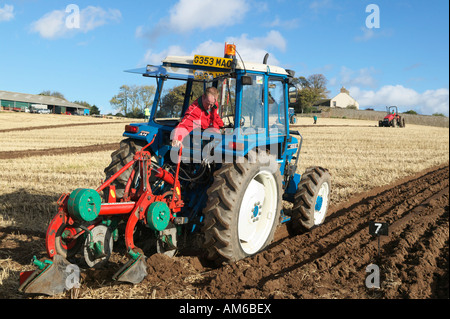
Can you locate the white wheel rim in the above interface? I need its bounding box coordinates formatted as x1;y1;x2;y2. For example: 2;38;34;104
314;182;330;225
238;170;278;255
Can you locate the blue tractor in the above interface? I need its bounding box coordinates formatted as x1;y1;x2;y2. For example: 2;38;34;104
19;44;331;295
108;44;332;265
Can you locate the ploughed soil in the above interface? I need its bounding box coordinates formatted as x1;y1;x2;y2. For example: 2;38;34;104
0;143;119;160
0;122;123;134
1;164;448;299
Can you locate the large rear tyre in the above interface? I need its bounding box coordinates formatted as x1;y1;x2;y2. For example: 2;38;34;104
202;150;282;265
103;139;145;199
289;167;331;234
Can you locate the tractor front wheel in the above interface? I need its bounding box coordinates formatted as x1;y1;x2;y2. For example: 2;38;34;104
289;167;331;234
202;150;282;265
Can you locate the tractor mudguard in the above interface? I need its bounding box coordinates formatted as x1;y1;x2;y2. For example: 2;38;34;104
284;173;302;203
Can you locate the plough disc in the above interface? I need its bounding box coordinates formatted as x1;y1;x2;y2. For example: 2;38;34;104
83;225;114;268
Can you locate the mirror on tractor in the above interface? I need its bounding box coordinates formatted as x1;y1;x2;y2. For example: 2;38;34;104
288;85;298;104
241;75;253;86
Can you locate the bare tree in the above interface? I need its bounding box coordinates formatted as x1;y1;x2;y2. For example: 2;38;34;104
110;85;156;117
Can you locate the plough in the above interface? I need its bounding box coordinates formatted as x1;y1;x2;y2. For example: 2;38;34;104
19;135;184;295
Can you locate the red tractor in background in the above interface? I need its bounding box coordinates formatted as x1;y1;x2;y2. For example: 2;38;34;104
379;106;405;128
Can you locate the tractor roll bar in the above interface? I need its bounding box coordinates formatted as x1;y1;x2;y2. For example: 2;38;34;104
289;130;303;175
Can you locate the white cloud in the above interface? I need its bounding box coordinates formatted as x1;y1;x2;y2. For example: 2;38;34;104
354;27;375;42
140;0;250;40
266;16;299;29
192;40;224;57
30;10;66;39
0;4;14;22
30;6;121;39
226;30;287;64
349;85;449;116
142;45;188;65
339;66;378;88
135;25;145;38
81;6;121;32
141;31;288;68
167;0;249;33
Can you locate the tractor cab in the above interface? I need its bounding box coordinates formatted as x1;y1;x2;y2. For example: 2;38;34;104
123;43;300;173
385;106;398;120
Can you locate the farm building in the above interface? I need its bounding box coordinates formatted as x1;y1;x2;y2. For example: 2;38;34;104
0;90;90;115
314;87;360;110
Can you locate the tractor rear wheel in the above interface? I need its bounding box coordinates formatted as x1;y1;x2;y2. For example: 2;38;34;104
202;150;282;265
103;139;145;199
289;167;331;234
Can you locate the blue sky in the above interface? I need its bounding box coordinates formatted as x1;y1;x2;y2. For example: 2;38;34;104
1;0;448;115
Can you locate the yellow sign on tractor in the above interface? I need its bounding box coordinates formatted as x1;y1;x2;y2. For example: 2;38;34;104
193;55;233;69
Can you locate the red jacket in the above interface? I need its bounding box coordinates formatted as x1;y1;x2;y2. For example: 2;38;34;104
173;97;224;142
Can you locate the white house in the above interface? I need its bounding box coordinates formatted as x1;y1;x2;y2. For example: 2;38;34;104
314;87;359;109
330;87;359;109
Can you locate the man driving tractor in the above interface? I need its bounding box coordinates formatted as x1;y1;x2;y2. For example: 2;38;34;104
171;87;224;148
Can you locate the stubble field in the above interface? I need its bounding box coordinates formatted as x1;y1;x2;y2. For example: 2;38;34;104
0;112;448;299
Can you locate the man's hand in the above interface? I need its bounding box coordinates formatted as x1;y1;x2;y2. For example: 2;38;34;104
171;139;182;148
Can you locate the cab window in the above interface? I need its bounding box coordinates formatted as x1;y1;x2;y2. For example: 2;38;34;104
240;74;265;134
268;77;286;136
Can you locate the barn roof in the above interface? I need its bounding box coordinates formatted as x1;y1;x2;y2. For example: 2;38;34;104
0;90;87;109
